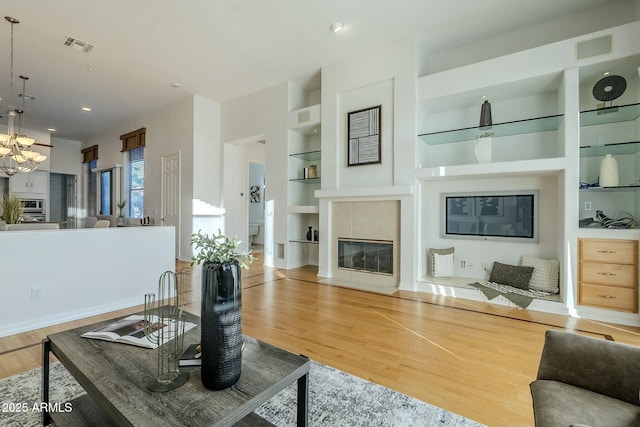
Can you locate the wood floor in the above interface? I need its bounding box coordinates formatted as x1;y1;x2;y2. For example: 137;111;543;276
2;257;640;427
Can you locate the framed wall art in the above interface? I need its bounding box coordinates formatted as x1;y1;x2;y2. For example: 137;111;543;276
347;105;381;166
250;185;261;203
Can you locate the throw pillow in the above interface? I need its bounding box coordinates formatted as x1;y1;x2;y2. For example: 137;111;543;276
520;255;560;294
428;247;455;277
433;252;454;278
489;262;534;290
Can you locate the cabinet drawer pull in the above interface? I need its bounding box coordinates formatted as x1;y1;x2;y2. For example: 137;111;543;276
596;294;616;299
597;272;616;276
596;250;616;254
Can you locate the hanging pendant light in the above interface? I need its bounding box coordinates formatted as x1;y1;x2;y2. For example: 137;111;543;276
0;16;47;176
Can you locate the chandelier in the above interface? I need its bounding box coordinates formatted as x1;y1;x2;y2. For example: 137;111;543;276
0;16;47;176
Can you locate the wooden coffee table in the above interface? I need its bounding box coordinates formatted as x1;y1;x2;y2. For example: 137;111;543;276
41;312;309;426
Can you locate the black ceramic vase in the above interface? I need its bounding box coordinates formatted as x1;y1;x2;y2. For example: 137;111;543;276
201;262;243;390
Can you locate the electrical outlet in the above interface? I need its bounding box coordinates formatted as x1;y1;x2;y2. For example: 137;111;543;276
481;262;492;273
460;260;466;268
584;202;592;211
31;288;42;301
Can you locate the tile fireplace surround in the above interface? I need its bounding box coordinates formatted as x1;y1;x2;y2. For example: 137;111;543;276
332;201;400;287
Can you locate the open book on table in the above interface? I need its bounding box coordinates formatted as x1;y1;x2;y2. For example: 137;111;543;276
81;314;196;349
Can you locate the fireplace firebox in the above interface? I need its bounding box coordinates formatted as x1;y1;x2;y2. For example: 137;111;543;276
337;238;393;275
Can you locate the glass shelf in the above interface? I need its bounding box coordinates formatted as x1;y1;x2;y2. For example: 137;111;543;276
289;150;321;161
580;102;640;127
289;177;321;183
580;140;640;157
289;239;319;244
579;185;640;192
418;114;564;145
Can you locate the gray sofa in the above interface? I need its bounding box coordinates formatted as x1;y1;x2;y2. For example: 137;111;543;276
530;330;640;427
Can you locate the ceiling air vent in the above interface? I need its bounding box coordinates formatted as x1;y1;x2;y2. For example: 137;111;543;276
64;36;94;53
297;110;311;124
576;34;612;60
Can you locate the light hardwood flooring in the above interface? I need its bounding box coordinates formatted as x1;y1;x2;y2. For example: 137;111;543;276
2;257;640;426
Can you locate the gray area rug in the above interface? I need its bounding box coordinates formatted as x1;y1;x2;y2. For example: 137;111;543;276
0;360;485;427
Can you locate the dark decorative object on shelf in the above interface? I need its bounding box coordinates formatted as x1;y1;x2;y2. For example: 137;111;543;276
306;226;313;241
479;100;492;129
592;74;626;104
190;230;254;390
314;229;319;242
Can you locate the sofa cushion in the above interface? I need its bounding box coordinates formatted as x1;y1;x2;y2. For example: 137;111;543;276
520;255;560;293
488;262;533;289
428;247;454;277
530;380;640;427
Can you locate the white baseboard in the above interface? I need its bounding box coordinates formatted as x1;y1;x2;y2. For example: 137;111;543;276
0;297;142;338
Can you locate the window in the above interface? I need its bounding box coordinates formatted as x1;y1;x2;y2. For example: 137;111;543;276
128;146;144;218
100;169;112;215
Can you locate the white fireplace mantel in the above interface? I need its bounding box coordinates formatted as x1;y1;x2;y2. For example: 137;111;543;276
315;185;414;200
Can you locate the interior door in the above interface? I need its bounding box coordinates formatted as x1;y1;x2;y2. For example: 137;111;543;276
161;152;181;259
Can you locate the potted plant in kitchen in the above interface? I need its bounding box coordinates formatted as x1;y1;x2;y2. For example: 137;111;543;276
190;229;254;390
1;194;23;227
116;200;126;226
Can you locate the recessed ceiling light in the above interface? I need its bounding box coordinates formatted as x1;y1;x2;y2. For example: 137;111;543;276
87;66;94;72
47;128;56;132
603;71;610;76
330;22;344;33
81;106;92;112
171;82;181;88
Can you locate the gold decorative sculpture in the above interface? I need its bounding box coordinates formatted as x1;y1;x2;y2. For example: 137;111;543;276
144;271;189;392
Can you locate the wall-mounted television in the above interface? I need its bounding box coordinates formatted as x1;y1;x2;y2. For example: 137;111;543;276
441;190;539;243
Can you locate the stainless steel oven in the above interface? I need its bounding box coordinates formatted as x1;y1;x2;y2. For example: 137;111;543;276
19;198;45;213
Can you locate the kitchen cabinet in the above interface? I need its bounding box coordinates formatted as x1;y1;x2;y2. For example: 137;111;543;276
9;170;49;197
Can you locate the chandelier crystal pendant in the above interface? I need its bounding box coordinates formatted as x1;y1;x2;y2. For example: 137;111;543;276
0;16;47;176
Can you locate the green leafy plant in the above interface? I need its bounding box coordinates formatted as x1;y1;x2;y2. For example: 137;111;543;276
1;194;23;224
190;229;255;269
117;200;126;218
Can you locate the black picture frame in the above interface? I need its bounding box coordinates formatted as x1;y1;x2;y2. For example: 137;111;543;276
347;105;381;166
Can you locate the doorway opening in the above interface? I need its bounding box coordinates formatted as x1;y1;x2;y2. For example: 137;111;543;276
50;173;77;228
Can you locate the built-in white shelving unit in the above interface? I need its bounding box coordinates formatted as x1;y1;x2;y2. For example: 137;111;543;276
287;83;321;267
412;22;640;325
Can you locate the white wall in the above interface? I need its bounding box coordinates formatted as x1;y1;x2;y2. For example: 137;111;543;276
321;36;417;190
222;142;266;252
420;0;640;76
50;137;83;218
318;36;417;284
84;96;197;260
0;226;174;337
221;83;288;266
193;96;222;207
50;137;83;175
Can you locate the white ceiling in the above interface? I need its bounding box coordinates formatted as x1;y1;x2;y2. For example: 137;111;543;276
0;0;627;141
